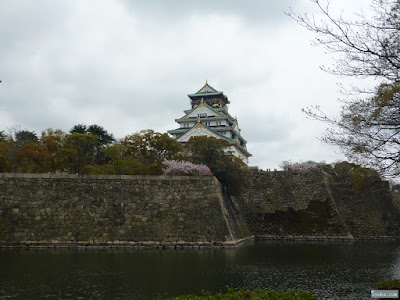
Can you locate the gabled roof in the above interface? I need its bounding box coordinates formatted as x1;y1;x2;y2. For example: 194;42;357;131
174;123;251;157
188;81;227;100
176;122;235;143
176;101;228;121
195;81;218;94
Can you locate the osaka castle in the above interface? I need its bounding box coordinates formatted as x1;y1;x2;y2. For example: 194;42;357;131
168;81;251;164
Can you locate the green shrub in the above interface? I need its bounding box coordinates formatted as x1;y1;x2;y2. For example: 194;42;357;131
377;279;400;290
159;288;316;299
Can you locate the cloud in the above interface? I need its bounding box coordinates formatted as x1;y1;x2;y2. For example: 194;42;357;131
0;0;365;169
119;0;298;26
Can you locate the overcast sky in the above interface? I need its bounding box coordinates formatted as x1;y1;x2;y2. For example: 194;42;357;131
0;0;373;169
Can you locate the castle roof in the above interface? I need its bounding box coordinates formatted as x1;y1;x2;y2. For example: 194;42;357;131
187;81;229;104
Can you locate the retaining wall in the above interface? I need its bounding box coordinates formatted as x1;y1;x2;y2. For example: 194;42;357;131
0;173;251;247
236;169;400;238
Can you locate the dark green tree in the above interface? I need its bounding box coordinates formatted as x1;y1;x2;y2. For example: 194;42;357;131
87;124;114;146
70;124;114;165
185;136;248;196
70;124;87;134
14;130;39;149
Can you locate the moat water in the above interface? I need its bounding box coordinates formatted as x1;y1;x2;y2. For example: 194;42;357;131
1;240;399;300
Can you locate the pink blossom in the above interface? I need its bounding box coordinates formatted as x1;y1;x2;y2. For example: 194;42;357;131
163;160;213;176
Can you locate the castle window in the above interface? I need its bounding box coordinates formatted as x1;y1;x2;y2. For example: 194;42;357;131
197;113;207;117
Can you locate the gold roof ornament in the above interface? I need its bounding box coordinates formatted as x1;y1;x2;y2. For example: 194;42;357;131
197;116;201;123
205;79;208;85
201;98;204;103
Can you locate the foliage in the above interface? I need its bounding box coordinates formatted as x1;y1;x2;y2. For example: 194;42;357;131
185;136;229;168
289;0;400;177
0;131;6;141
124;129;183;175
17;144;50;172
40;129;66;172
5;130;40;172
184;137;248;196
377;278;400;289
327;161;383;192
280;160;327;171
70;124;88;134
159;288;316;300
0;140;12;172
56;133;99;174
163;160;212;176
70;124;114;165
14;130;39;149
0;137;17;172
304;82;400;177
0;126;248;180
86;124;115;146
88;143;142;175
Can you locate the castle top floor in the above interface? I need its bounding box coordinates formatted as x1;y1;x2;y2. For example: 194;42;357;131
188;81;230;109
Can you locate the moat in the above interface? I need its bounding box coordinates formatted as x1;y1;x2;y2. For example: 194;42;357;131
1;240;399;300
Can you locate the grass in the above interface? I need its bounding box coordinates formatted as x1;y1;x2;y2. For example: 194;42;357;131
159;288;316;300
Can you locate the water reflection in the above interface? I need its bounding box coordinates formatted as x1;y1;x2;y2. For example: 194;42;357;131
0;240;399;299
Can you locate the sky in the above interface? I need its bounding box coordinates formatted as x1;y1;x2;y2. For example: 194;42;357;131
0;0;373;170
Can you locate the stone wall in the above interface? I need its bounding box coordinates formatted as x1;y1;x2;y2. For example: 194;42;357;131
1;169;399;247
330;181;400;237
0;173;251;247
236;169;352;238
237;169;400;238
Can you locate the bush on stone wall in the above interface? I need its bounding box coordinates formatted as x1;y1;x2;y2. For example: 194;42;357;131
328;161;383;192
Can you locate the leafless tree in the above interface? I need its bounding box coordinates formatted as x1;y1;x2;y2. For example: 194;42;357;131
288;0;400;177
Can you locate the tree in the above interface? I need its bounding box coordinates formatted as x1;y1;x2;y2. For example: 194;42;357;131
0;139;12;172
280;160;327;171
56;133;99;174
0;131;6;141
87;124;114;146
185;136;248;196
288;0;400;81
17;144;50;172
305;82;400;176
123;129;183;175
184;136;230;169
70;124;114;164
14;130;39;149
70;124;114;145
90;143;142;175
40;129;66;171
288;0;400;177
70;124;87;134
328;161;382;191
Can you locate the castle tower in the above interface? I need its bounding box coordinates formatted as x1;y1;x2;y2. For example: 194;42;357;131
168;81;251;164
